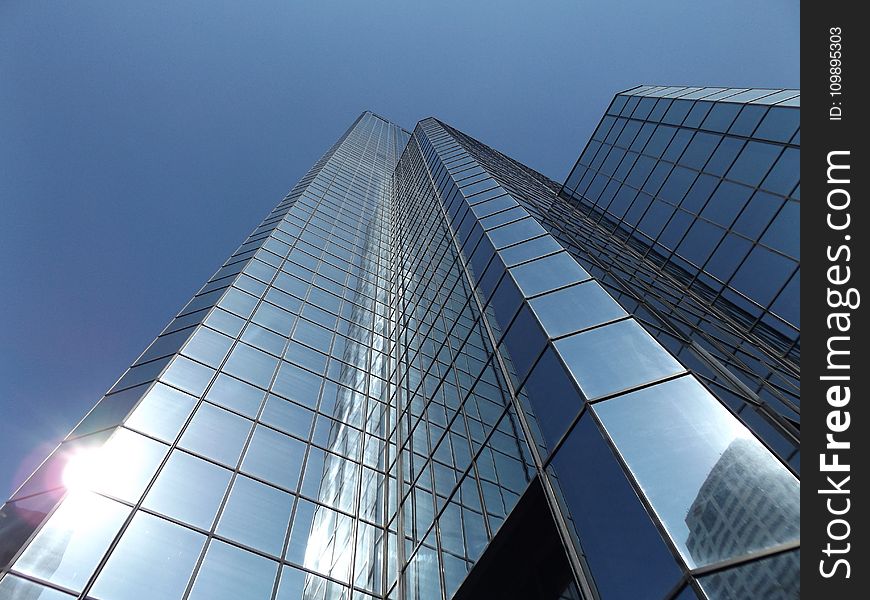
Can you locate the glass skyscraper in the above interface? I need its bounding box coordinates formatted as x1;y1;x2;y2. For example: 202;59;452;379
0;86;800;600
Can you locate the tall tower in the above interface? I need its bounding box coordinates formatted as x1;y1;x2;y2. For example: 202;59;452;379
0;88;800;600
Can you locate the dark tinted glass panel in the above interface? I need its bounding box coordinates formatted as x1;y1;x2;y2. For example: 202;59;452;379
550;415;681;599
519;346;583;452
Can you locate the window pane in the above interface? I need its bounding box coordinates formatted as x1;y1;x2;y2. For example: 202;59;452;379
529;281;627;338
726;141;781;187
272;362;323;407
188;540;278;600
203;308;246;338
729;245;794;306
275;565;349;600
223;343;279;389
554;319;684;400
519;347;584;453
179;403;252;467
13;493;130;591
594;375;800;568
509;253;590;297
216;475;293;557
241;323;287;356
124;383;197;442
549;415;681;599
260;395;314;438
218;288;259;319
252;302;296;336
241;426;306;490
497;235;561;267
143;450;232;530
698;549;799;599
300;448;359;513
205;374;266;418
181;327;234;368
0;575;74;599
160;356;215;396
90;512;205;600
286;499;354;583
89;428;168;503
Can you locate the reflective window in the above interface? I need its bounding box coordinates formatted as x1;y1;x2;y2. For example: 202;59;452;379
160;356;215;396
252;302;296;336
241;323;287;357
125;383;197;442
497;235;562;267
272;362;323;408
179;403;252;467
284;342;328;374
594;375;800;568
677;219;724;268
13;493;130;591
704;137;744;176
659;166;696;205
300;449;359;513
500;305;546;382
529;281;627;338
643;125;676;157
218;288;259;319
205;374;265;418
733;191;784;239
519;346;583;452
90;512;205;600
555;319;684;400
677;173;717;213
223;343;279;390
275;565;349;600
761;147;799;195
698;550;799;600
203;308;246;338
705;234;752;282
88;428;168;503
700;103;741;132
292;319;333;353
188;540;278;600
701;181;752;228
216;475;293;557
0;575;74;599
642;161;671;195
679;132;721;170
242;425;306;490
182;327;234;368
730;245;794;306
683;101;712;128
509;253;590;297
290;500;354;583
662;129;693;162
726;141;781;186
761;200;799;258
549;415;681;599
143;450;232;530
728;104;767;136
754;107;799;143
260;395;314;439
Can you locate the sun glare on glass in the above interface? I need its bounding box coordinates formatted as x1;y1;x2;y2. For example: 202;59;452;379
62;449;103;494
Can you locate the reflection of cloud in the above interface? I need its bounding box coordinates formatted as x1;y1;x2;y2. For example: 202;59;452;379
685;438;799;593
301;199;390;599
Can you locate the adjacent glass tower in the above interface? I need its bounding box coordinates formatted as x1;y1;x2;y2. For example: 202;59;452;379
0;86;800;600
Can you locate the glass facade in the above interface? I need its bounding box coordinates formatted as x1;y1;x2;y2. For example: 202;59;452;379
0;88;799;600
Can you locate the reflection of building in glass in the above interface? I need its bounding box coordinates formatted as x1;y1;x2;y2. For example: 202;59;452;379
699;550;800;600
685;437;800;567
1;87;799;600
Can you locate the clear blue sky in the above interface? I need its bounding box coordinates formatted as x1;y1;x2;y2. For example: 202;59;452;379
0;0;798;498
